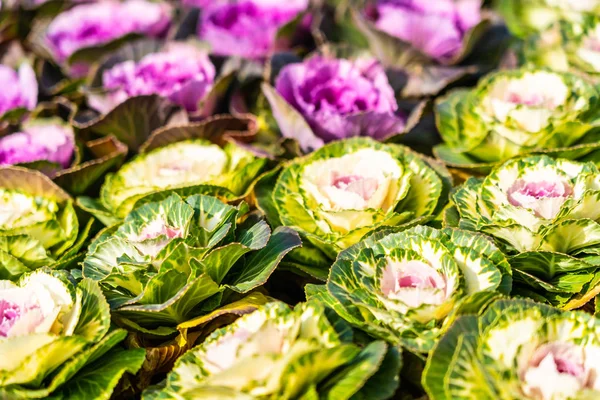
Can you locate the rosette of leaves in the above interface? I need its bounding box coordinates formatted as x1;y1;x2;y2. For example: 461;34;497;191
423;298;600;400
338;0;509;99
0;167;92;280
452;155;600;309
0;269;145;399
79;116;267;223
307;225;511;353
434;68;600;173
82;193;301;338
525;17;600;82
497;0;600;38
256;137;451;279
143;301;401;400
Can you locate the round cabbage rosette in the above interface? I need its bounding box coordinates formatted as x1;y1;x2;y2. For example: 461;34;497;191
83;193;300;332
453;155;600;309
258;137;449;262
526;17;600;80
143;301;400;400
317;225;511;353
434;68;600;171
0;168;81;280
99;139;267;219
424;298;600;400
497;0;600;38
0;269;144;399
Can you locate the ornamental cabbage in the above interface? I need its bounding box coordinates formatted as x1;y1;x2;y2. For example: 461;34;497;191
144;301;401;400
434;68;600;171
89;42;216;114
196;0;309;59
367;0;482;62
424;298;600;400
453;155;600;309
98;139;267;219
497;0;600;38
257;137;450;274
0;269;145;399
525;17;600;80
0;168;84;280
268;56;405;152
82;193;300;334
310;225;511;353
0;119;74;169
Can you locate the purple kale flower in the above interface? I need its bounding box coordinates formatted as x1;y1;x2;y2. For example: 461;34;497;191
274;56;405;150
369;0;482;61
90;43;216;114
46;0;172;65
0;64;37;117
0;121;74;168
197;0;309;59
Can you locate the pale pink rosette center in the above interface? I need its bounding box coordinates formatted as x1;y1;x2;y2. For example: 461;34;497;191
507;178;573;219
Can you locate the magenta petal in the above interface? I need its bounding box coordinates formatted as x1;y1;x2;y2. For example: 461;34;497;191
0;122;74;168
197;0;308;58
97;43;215;113
274;56;401;145
17;64;38;111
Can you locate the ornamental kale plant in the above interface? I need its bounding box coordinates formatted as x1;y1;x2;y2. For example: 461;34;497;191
257;137;450;277
45;0;172;76
434;68;600;171
0;168;87;280
97;139;267;219
144;301;401;400
366;0;482;62
0;269;145;399
525;16;600;80
424;298;600;400
83;194;300;334
264;56;406;152
192;0;309;59
453;155;600;309
89;42;216;115
309;225;511;353
0;119;74;169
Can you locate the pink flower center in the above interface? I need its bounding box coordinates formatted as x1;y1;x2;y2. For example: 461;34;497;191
158;162;192;177
529;342;586;379
380;260;448;308
507;178;573;219
332;174;378;201
508;180;572;201
0;300;20;337
137;220;183;241
506;92;549;107
398;274;442;289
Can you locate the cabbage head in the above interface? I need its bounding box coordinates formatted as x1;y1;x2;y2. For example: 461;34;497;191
453;155;600;309
424;298;600;400
144;301;401;400
0;269;145;399
434;68;600;172
82;193;300;334
308;225;511;353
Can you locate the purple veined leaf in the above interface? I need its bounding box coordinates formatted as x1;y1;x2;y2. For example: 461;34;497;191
139;114;259;154
72;94;181;153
